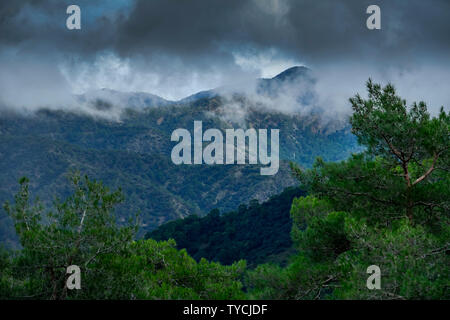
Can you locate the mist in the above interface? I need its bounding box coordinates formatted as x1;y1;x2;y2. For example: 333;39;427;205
0;0;448;119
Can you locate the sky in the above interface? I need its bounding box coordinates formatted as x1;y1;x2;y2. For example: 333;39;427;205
0;0;449;115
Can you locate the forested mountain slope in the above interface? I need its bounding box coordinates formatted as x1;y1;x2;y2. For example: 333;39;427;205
0;67;359;246
147;187;306;267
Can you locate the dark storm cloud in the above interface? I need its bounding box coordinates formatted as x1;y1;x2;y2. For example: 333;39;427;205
0;0;449;111
284;0;450;63
110;0;450;66
2;0;450;63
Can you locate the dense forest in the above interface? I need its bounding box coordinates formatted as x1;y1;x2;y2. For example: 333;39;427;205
148;187;305;267
0;81;448;299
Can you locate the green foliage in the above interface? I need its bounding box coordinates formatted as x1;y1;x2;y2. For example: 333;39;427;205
293;81;449;226
2;173;137;299
350;80;448;167
246;253;337;300
336;218;449;299
249;194;449;300
0;175;245;300
89;239;246;300
294;154;407;225
0;246;14;298
348;79;449;222
251;80;449;300
1;80;447;300
147;187;305;267
291;196;350;262
298;211;350;263
247;196;345;300
290;196;332;245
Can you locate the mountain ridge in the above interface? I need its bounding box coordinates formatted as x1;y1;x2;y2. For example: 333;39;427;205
0;66;360;247
81;65;313;109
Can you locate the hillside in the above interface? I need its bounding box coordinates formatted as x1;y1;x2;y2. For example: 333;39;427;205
147;187;305;267
0;67;360;247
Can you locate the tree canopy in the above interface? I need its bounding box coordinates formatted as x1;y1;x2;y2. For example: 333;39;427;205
247;80;449;299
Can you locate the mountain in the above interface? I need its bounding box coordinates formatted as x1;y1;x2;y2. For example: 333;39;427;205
77;88;173;110
179;66;313;104
0;67;360;247
270;66;311;82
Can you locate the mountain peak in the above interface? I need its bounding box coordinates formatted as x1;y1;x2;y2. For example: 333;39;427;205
272;66;311;82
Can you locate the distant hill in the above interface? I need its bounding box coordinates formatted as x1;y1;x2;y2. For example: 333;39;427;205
147;187;305;267
77;88;173;109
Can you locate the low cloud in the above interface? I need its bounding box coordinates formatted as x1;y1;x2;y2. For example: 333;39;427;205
206;62;450;129
0;0;448;119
